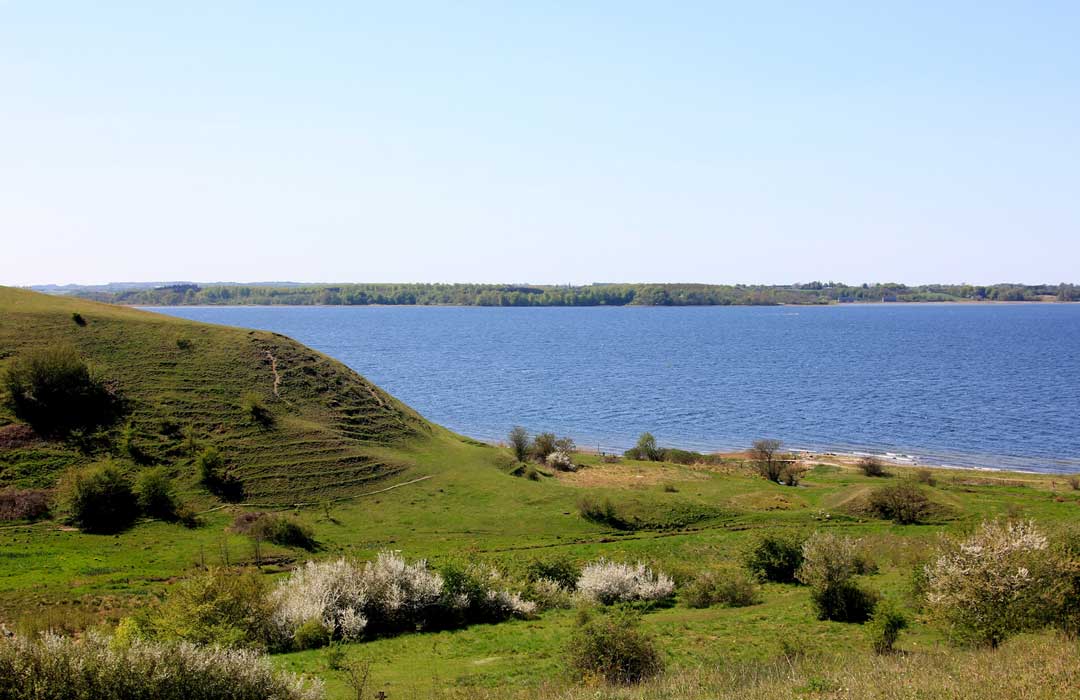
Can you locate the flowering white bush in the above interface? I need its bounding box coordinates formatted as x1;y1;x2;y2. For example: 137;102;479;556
273;552;536;643
576;559;675;605
529;577;575;610
0;632;322;700
924;520;1050;646
546;451;575;471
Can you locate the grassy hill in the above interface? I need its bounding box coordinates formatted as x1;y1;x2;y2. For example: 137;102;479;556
0;286;429;503
3;287;1080;699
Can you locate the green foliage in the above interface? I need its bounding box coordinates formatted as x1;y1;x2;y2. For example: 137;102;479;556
744;534;805;583
749;438;786;482
61;462;139;533
867;601;908;653
566;608;663;685
3;347;121;436
234;512;316;550
525;555;580;591
135;467;179;520
293;618;331;650
868;482;933;524
798;532;879;623
858;457;888;477
508;426;530;462
241;392;274;428
624;433;660;461
531;432;557;461
577;496;633;530
145;567;278;651
70;312;86;326
197;447;244;502
682;571;760;609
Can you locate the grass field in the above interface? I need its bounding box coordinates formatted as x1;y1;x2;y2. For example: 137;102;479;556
2;286;1080;698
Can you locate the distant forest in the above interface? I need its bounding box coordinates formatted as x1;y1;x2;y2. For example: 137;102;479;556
65;282;1080;307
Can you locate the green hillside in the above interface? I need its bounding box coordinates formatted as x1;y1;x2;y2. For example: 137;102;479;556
0;286;429;502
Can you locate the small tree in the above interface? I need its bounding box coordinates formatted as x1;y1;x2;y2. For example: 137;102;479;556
62;463;139;533
508;426;530;462
868;482;932;524
744;534;805;583
858;457;888;477
750;439;784;482
866;601;908;654
531;432;557;461
625;433;659;461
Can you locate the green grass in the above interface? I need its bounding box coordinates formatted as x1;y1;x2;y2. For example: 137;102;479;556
3;286;1080;697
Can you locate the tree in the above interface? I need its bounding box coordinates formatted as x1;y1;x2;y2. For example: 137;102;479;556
749;439;784;482
797;532;878;622
508;426;530;462
531;432;557;461
61;463;139;533
625;433;659;461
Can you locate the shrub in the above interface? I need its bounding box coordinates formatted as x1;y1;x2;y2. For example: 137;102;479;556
71;312;86;326
3;347;121;436
241;392;274;428
175;337;193;350
744;534;805;583
923;520;1050;647
683;571;760;608
858;457;888;477
293;618;331;650
135;467;179;520
0;632;322;700
867;482;933;524
1049;525;1080;637
0;488;50;521
577;496;632;530
531;432;557;461
913;468;936;486
526;555;579;591
234;512;316;550
197;447;244;502
798;532;878;622
624;432;660;461
147;567;278;650
554;436;576;454
780;463;806;486
118;421;150;463
508;426;530;462
866;601;908;654
566;608;663;684
576;559;674;605
546;450;575;471
61;462;139;533
1069;476;1080;491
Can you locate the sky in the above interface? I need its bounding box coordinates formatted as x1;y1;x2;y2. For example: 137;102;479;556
2;2;1078;287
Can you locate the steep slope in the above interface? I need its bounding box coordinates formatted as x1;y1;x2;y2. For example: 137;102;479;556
0;287;431;503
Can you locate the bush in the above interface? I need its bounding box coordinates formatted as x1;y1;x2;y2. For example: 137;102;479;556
71;312;86;326
576;559;675;605
924;520;1050;647
798;532;878;622
749;438;785;482
566;608;663;685
0;632;322;700
3;348;121;436
508;426;530;462
913;468;936;486
234;512;316;550
744;534;805;583
61;462;139;533
624;432;660;461
577;496;633;530
867;601;908;654
867;482;933;524
858;457;888;477
293;618;331;650
526;555;579;591
1068;476;1080;491
197;447;244;502
147;567;278;650
531;432;557;461
0;488;50;521
546;450;575;471
683;571;760;608
241;392;274;428
135;467;179;520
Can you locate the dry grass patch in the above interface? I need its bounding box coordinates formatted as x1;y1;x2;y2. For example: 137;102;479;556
556;463;707;489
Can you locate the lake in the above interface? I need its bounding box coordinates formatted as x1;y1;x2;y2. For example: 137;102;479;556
148;304;1080;472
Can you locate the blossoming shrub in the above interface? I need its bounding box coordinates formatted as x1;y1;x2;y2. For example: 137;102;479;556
797;532;878;623
271;552;534;646
0;632;322;700
576;559;675;605
924;520;1050;646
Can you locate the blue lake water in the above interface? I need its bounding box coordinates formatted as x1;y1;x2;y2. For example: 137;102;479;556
149;304;1080;472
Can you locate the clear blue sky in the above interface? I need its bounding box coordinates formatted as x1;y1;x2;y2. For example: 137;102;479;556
2;2;1078;286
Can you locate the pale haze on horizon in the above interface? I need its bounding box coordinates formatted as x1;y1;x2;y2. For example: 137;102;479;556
2;2;1078;287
